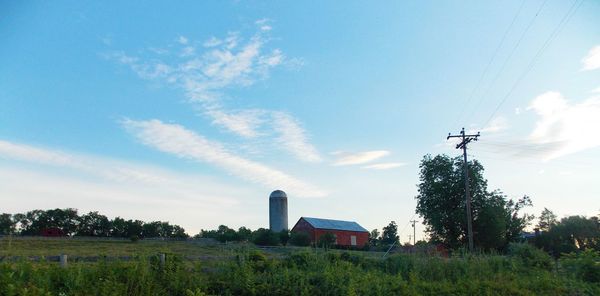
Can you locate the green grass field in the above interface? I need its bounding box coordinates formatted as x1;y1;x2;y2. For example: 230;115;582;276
0;236;233;257
1;237;599;295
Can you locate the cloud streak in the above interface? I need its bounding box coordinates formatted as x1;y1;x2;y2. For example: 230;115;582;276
332;150;390;166
362;162;406;170
122;119;327;197
110;22;321;163
581;45;600;71
0;140;241;206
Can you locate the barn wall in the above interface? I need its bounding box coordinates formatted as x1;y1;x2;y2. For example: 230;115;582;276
291;218;316;241
314;229;368;247
291;218;369;247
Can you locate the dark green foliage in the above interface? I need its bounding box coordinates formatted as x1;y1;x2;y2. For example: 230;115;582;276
278;230;290;246
415;154;533;251
368;229;380;247
6;208;188;239
289;231;311;246
317;232;336;249
561;250;600;283
507;243;553;271
251;228;280;246
534;214;600;257
0;214;16;235
381;221;399;246
537;208;558;231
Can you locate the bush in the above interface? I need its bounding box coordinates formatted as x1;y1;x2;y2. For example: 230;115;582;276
507;243;553;270
251;228;280;246
289;231;311;246
318;232;336;249
561;250;600;283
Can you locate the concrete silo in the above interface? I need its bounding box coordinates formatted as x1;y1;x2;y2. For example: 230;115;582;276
269;190;288;232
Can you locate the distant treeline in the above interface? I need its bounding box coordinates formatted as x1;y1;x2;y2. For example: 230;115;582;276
197;225;312;247
0;208;188;239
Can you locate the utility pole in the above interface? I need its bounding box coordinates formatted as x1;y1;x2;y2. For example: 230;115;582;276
410;220;417;245
447;128;480;252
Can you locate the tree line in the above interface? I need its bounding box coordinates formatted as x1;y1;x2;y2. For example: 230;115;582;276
0;208;188;239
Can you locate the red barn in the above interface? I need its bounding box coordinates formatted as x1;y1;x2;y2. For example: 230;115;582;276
291;217;369;247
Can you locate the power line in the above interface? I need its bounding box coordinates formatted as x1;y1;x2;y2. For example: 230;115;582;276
452;0;527;129
463;0;549;127
482;0;584;128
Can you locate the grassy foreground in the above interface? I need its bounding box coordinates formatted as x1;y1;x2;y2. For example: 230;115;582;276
1;238;599;295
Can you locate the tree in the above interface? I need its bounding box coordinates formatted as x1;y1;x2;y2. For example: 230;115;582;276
369;229;380;247
279;230;290;246
415;154;533;250
537;208;558;232
252;228;280;246
381;221;399;246
535;215;600;257
237;227;252;241
0;214;16;235
77;211;111;236
318;232;336;249
289;231;311;246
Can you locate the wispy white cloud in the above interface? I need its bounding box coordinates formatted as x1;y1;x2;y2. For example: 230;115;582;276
478;91;600;161
272;112;321;163
122;119;327;198
362;162;406;170
0;140;240;206
592;86;600;94
110;22;320;163
480;116;509;133
527;91;600;160
203;36;222;48
177;36;189;45
581;45;600;71
332;150;390;166
204;107;266;138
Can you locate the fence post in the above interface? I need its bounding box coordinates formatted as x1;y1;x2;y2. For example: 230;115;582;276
159;253;166;267
59;254;68;268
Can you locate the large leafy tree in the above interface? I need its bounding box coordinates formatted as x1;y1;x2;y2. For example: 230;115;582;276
415;154;533;250
381;221;399;246
77;211;111;236
535;215;600;257
537;208;558;232
0;214;16;235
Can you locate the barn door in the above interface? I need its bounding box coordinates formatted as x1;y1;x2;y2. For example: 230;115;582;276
351;235;357;246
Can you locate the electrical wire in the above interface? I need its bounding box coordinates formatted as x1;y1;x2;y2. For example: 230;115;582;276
482;0;584;128
451;0;527;129
463;0;549;127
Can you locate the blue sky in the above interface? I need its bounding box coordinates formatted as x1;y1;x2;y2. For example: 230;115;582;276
1;1;599;240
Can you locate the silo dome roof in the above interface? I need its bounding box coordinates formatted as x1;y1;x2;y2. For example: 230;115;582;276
270;190;287;198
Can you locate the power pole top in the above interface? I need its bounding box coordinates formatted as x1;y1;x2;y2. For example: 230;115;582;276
447;127;480;253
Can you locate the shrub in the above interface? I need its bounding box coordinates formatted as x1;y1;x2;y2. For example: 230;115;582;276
318;232;336;249
289;231;311;247
251;228;279;246
507;243;553;270
561;250;600;283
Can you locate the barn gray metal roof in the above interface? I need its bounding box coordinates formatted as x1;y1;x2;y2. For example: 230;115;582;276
302;217;368;232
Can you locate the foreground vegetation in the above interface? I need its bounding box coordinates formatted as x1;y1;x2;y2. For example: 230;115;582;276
1;242;599;296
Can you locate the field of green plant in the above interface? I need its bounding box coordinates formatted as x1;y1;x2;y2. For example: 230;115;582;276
1;238;599;296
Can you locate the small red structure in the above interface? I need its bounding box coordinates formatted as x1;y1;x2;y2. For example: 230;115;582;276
291;217;369;247
41;227;65;237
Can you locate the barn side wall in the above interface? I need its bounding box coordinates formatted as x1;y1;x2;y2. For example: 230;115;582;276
314;229;368;247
